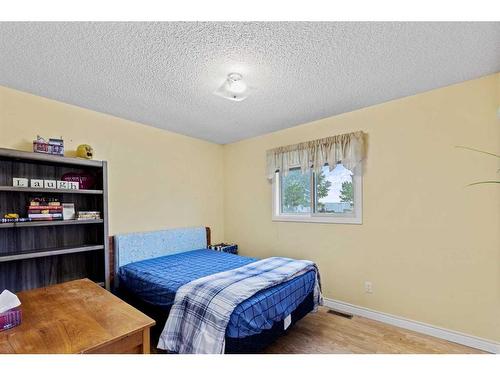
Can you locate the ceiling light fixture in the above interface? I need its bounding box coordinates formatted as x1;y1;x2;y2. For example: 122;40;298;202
214;73;250;102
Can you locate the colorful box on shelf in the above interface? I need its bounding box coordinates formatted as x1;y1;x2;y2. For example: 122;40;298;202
33;136;64;156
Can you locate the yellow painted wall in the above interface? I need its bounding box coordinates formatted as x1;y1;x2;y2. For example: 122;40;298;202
223;73;500;341
0;86;225;241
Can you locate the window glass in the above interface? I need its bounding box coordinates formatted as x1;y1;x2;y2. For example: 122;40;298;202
314;164;354;214
280;168;311;214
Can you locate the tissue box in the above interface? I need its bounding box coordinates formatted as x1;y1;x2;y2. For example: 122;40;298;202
0;307;22;331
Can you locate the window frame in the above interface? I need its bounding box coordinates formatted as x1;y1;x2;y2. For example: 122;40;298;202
272;164;362;224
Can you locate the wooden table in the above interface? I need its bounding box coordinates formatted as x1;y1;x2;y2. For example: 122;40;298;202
0;279;155;354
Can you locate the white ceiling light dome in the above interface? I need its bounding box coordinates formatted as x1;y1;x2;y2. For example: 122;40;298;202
214;72;251;102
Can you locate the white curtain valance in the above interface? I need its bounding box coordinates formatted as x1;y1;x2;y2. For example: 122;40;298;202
266;131;365;180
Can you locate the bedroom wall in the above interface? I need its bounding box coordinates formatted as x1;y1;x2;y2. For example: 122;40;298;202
0;85;225;242
223;73;500;341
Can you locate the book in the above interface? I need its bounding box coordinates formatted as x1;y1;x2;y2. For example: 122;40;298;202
30;202;61;207
28;213;63;219
27;205;63;211
27;209;63;214
29;198;61;207
29;217;62;221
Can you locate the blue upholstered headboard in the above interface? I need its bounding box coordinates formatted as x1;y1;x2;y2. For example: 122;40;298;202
114;226;208;279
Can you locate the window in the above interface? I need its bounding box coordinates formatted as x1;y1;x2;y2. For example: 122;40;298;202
273;164;362;224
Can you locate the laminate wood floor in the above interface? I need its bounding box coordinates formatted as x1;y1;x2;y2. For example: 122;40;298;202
262;307;485;354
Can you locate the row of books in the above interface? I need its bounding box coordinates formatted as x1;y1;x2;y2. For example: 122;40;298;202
1;198;100;222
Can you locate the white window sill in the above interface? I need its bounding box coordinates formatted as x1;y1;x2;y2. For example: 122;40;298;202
272;215;362;224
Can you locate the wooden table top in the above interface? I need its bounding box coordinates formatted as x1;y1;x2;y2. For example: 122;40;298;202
0;279;155;354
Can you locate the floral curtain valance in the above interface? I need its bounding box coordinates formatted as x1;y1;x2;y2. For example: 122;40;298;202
266;131;366;179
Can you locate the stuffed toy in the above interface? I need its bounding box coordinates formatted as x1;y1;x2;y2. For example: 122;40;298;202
76;144;94;159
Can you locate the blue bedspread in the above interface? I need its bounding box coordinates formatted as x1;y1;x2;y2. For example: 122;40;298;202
118;249;315;338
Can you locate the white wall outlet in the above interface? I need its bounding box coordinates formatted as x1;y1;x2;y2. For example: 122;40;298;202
364;281;373;294
12;177;29;187
30;179;44;188
44;180;57;189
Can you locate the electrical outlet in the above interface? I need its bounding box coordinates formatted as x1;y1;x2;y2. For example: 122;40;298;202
364;281;373;294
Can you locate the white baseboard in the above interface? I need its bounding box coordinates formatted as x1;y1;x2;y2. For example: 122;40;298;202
323;298;500;354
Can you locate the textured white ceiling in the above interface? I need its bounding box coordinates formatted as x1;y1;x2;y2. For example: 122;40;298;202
0;22;499;144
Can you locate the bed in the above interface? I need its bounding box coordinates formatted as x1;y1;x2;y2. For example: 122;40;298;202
113;226;319;353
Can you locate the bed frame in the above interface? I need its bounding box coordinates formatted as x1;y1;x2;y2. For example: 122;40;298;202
109;226;314;353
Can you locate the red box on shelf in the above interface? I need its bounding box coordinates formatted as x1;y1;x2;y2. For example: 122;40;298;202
0;307;22;331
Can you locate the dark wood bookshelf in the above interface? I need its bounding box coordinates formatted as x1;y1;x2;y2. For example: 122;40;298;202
0;147;109;292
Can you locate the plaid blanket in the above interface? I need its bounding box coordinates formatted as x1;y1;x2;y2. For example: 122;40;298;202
157;257;322;354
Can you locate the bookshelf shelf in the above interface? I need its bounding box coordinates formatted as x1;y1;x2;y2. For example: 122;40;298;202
0;219;104;229
0;147;103;167
0;244;104;263
0;147;109;292
0;186;103;194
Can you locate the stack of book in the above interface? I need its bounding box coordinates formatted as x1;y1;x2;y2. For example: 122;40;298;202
27;198;63;221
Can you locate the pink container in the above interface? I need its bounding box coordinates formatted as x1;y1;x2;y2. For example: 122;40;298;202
0;307;22;331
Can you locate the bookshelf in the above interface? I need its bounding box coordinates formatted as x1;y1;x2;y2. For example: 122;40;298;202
0;147;109;291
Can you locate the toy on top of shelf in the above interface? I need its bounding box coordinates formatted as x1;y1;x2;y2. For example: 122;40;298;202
32;136;64;156
76;144;94;159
